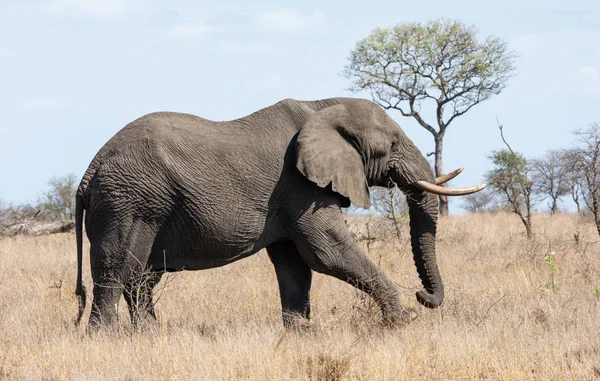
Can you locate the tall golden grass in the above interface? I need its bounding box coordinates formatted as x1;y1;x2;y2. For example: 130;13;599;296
1;212;599;380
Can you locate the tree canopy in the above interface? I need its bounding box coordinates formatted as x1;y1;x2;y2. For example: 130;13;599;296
345;19;516;215
37;174;78;220
486;149;536;238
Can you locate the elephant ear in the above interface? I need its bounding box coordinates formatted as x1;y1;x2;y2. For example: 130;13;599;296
296;104;370;209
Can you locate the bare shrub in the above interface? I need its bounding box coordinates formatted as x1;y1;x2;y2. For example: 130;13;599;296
462;188;501;213
565;123;600;237
530;150;570;214
98;252;176;330
37;174;78;220
486;120;537;238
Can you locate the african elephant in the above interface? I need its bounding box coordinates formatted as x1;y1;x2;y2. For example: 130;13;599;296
74;97;484;329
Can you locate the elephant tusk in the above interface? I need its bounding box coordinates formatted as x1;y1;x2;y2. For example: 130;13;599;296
414;181;486;196
435;167;464;185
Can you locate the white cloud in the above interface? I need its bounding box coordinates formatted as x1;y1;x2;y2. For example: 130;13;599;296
22;97;63;111
254;9;324;32
50;0;146;19
168;23;210;39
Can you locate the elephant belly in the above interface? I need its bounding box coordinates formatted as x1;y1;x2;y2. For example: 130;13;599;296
150;244;259;271
147;210;284;271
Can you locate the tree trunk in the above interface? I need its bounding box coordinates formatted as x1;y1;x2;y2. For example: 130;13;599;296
572;186;581;215
550;198;558;215
516;212;533;239
593;189;600;239
526;192;534;239
525;218;533;239
434;136;449;216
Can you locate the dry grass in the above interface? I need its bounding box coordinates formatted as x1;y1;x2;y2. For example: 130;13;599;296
1;212;599;380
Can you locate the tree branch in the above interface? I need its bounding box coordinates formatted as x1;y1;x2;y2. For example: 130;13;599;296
406;98;438;137
444;100;480;128
496;117;515;155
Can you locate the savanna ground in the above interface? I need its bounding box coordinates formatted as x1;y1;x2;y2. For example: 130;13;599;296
1;213;599;380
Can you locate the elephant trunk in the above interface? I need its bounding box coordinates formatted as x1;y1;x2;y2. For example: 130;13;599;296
406;188;444;308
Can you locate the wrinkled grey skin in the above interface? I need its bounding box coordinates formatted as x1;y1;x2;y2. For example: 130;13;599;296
75;97;443;329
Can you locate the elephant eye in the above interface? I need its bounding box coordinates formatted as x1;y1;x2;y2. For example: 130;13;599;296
391;140;398;148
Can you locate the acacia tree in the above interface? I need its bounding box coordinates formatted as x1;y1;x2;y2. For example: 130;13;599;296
461;188;499;213
567;123;600;237
530;150;570;214
562;149;585;215
37;174;78;220
486;150;536;238
345;19;516;215
486;123;536;238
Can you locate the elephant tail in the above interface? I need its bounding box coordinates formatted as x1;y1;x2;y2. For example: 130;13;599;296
75;192;87;327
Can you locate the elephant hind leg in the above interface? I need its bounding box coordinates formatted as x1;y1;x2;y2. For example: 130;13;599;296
89;278;123;329
88;220;156;329
123;270;164;328
267;240;312;329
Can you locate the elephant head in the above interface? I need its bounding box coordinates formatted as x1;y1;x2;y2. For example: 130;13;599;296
296;98;484;308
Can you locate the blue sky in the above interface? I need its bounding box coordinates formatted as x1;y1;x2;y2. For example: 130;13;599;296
1;0;599;213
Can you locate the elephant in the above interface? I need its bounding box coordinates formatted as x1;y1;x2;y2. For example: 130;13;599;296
74;97;484;329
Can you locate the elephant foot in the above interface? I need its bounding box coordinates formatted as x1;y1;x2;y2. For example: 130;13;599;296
383;306;418;328
130;317;158;333
88;313;118;331
283;312;312;331
85;318;121;336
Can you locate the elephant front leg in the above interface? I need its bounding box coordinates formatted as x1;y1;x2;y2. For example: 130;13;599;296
266;241;312;329
290;207;417;327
